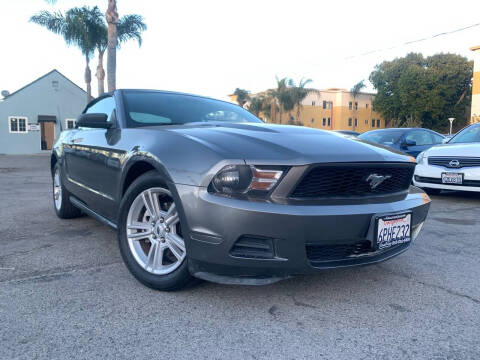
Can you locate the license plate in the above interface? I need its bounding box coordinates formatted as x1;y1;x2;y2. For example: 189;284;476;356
376;213;411;250
441;172;463;184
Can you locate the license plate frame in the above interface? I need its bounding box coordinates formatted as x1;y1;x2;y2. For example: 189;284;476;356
441;172;463;184
374;212;412;250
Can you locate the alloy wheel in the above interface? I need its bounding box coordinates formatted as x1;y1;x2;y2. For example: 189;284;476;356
126;187;186;275
53;168;62;211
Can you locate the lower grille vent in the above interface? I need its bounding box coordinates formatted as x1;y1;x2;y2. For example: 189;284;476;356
230;236;275;259
306;241;375;262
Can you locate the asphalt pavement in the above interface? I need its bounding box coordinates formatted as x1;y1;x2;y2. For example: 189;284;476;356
1;155;479;359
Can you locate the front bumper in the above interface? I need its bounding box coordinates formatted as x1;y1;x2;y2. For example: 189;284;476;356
175;185;431;284
413;163;480;192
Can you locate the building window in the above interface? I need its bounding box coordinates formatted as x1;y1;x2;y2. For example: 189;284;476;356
327;102;331;109
9;116;28;133
354;102;358;110
311;118;315;123
365;119;369;124
322;118;326;126
354;118;358;127
366;103;369;109
348;118;352;127
323;100;327;109
377;119;381;127
349;102;352;110
312;101;316;106
65;119;76;129
372;120;375;128
327;117;331;126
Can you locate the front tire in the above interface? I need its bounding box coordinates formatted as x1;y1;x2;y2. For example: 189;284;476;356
52;163;82;219
117;171;194;291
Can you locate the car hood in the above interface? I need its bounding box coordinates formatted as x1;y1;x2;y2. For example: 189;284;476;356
424;142;480;157
157;122;413;164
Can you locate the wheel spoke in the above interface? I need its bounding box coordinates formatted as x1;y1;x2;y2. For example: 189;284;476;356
146;242;164;270
167;233;186;252
150;190;163;219
165;213;179;227
127;230;152;240
142;190;156;219
127;222;151;231
167;242;182;260
166;203;176;218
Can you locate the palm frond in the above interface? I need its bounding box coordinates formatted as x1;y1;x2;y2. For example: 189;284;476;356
117;14;147;47
30;11;66;36
351;80;366;98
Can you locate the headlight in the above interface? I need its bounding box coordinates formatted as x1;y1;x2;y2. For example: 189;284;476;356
416;152;427;165
210;165;283;196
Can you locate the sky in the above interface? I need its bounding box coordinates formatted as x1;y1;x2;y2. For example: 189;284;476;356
1;0;480;101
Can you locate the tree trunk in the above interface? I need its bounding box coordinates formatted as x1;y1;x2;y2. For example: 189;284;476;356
106;0;119;92
296;104;301;123
85;55;92;103
279;109;283;124
96;50;105;96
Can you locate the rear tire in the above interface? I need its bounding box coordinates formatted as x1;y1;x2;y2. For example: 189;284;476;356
117;171;195;291
52;163;82;219
423;188;441;195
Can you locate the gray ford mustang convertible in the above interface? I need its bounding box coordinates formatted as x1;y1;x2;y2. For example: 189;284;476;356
51;90;431;290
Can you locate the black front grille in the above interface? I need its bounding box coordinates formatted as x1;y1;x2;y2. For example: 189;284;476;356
291;163;414;198
306;241;375;262
428;157;480;168
415;175;480;187
230;236;275;259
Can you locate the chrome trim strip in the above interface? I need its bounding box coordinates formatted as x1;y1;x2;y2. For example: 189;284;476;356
67;176;115;201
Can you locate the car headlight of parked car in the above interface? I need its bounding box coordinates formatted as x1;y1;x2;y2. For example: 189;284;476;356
210;165;284;197
416;151;427;165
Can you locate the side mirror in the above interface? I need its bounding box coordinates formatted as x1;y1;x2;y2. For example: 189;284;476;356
402;139;416;148
77;113;112;129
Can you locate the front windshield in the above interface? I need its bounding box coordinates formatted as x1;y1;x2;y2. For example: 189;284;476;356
448;124;480;143
358;129;405;145
123;91;263;127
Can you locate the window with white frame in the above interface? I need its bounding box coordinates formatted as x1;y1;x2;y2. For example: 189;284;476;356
65;118;76;129
9;116;28;133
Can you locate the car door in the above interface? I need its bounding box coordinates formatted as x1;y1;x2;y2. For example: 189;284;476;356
401;130;435;157
64;96;125;221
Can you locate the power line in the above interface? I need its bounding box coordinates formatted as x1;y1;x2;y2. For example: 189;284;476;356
345;21;480;60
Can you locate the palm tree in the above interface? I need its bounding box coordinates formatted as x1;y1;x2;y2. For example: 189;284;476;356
290;78;318;123
248;96;266;117
93;14;146;96
41;0;122;93
31;8;98;102
350;80;366;132
106;0;119;92
267;77;292;124
233;88;250;108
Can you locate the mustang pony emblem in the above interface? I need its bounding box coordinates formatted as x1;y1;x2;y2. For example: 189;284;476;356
366;174;391;189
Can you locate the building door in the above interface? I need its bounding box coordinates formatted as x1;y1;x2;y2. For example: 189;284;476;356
40;122;54;150
38;115;57;150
